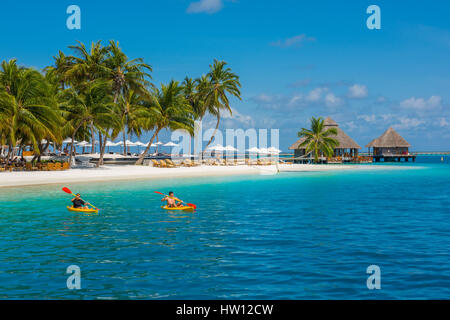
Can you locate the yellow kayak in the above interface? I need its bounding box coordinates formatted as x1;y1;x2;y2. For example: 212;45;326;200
67;206;99;214
161;205;195;212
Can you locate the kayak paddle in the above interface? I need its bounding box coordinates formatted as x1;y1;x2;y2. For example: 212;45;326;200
62;187;99;210
154;191;197;210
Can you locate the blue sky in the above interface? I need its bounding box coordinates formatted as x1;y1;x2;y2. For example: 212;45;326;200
1;0;449;151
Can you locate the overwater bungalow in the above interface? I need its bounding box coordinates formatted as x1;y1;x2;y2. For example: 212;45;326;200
289;117;362;163
366;127;416;162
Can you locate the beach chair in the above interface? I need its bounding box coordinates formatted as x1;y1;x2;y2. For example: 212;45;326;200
157;160;168;168
182;159;194;167
54;162;62;171
151;159;160;167
47;163;55;171
62;162;70;170
166;159;179;168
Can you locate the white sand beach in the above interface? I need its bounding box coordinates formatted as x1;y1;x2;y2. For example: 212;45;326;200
0;163;418;188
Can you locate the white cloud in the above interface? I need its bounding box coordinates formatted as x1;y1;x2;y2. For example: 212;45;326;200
376;96;386;103
222;108;254;126
380;114;394;121
270;34;316;47
325;93;343;107
344;121;357;131
186;0;223;14
393;117;425;130
439;117;449;127
251;87;345;110
348;84;368;98
400;95;442;110
305;87;326;102
358;114;376;122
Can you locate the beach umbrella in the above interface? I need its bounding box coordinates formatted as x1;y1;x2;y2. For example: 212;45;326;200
164;142;179;147
133;141;147;153
125;140;137;147
207;144;225;158
77;141;89;147
247;147;260;153
154;141;164;153
267;147;281;154
105;141;116;147
224;145;237;152
224;145;238;160
208;144;225;151
62;138;74;144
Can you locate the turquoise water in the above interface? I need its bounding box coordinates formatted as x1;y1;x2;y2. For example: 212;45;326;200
0;157;449;299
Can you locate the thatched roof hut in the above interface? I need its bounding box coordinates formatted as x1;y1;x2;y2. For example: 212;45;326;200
289;117;361;151
365;127;411;148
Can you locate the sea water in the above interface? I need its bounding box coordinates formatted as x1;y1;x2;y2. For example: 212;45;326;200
0;156;449;299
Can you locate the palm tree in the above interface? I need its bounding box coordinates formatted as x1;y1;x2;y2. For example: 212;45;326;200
135;81;194;165
0;59;62;160
60;80;117;167
201;59;241;154
297;116;339;163
104;41;153;154
105;40;153;103
117;89;153;155
66;40;109;83
44;51;72;90
65;41;110;152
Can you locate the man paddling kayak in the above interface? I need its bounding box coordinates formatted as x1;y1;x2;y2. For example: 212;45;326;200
161;191;183;208
71;193;91;210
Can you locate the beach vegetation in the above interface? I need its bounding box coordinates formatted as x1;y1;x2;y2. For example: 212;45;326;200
0;40;240;168
297;116;339;163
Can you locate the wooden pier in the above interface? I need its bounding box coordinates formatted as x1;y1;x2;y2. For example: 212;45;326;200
372;154;416;162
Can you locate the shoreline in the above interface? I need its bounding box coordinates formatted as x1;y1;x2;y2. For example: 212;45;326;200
0;164;420;188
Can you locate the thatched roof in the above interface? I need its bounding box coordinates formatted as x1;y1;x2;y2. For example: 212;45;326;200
365;127;411;148
289;117;361;150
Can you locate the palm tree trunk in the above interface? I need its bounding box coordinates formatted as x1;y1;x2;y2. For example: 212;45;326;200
90;122;95;153
69;122;84;169
202;114;221;156
97;132;107;167
135;127;161;165
127;132;131;154
122;130;127;155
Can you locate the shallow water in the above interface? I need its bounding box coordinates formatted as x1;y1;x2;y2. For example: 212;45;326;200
0;156;449;299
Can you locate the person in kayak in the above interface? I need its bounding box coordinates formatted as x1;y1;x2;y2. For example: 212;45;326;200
71;193;90;209
161;191;183;208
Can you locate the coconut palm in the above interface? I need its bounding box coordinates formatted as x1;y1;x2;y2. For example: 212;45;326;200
135;81;194;165
66;40;109;84
44;51;72;90
105;40;153;103
0;59;62;160
104;41;153;154
201;59;241;153
117;89;153;155
297;116;339;163
65;41;110;152
60;80;117;167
